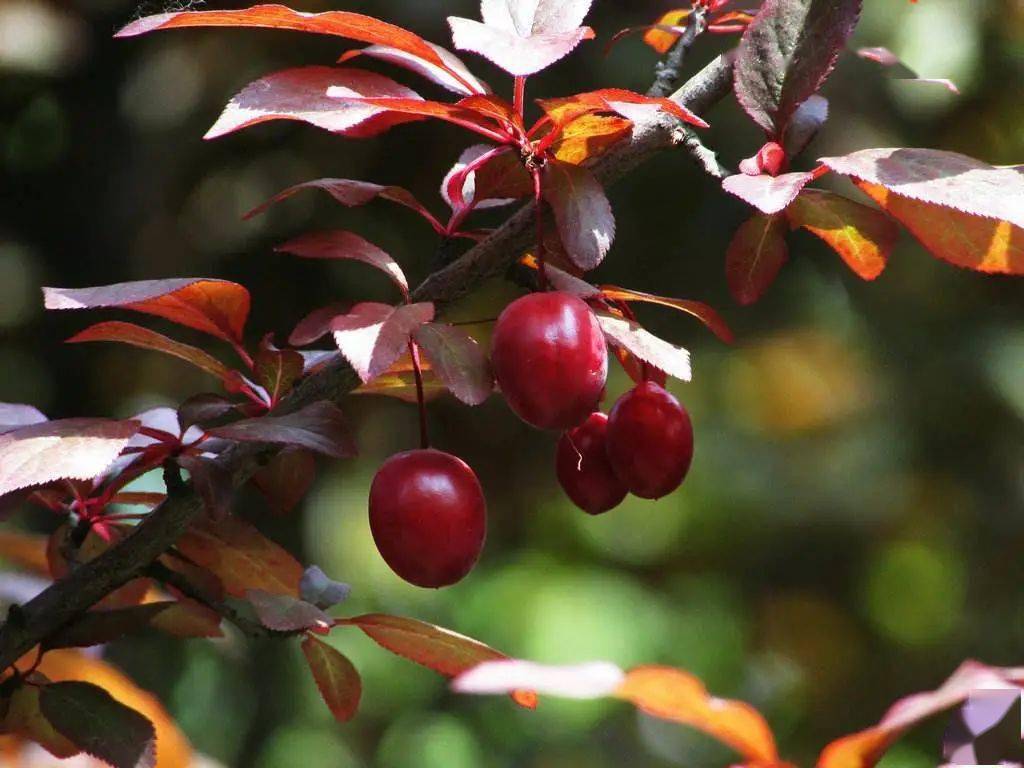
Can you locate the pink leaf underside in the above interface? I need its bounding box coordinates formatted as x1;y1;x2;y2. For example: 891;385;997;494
205;66;424;140
412;323;493;406
454;660;625;699
331;302;435;383
596;313;691;382
247;589;332;632
441;145;518;211
480;0;593;35
0;418;140;497
448;17;594;77
819;148;1024;228
115;4;453;74
42;278;250;343
722;170;818;214
339;42;490;97
0;404;47;435
856;47;960;93
275;231;409;297
734;0;861;135
542;159;616;271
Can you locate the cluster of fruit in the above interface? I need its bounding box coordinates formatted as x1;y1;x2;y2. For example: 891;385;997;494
368;292;693;589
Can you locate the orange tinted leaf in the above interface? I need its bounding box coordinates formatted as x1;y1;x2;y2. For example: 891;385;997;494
551;114;632;166
599;286;734;343
539;88;707;130
301;636;361;723
175;516;304;598
352;353;446;403
0;531;49;575
855;181;1024;274
43;601;221;650
726;213;789;305
148;600;223;639
31;650;191;768
615;666;779;766
116;4;456;78
67;321;232;382
341;614;537;709
45;278;250;344
252;448;317;516
786;189;899;279
327;96;509;141
644;10;690;54
817;661;1024;768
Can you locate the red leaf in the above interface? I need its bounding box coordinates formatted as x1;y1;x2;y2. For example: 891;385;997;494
301;635;362;724
205;66;423;141
175;515;304;598
245;177;441;232
325;95;512;142
0;418;140;498
615;666;780;766
542;159;615;271
44;278;250;344
252;447;317;516
856;47;960;93
208;401;356;459
785;189;899;280
722;170;817;214
412;323;494;406
66;321;232;382
596;312;691;382
339;42;490;97
290;303;352;347
116;4;453;76
331;302;435;383
0;403;47;435
247;589;331;632
254;338;305;403
448;18;594;77
276;230;409;298
599;286;734;343
441;145;519;212
734;0;862;135
642;10;690;54
726;213;790;305
817;661;1024;768
340;613;536;709
454;660;624;699
177;455;233;521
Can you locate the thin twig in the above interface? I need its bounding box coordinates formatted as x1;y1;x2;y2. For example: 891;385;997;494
647;6;709;99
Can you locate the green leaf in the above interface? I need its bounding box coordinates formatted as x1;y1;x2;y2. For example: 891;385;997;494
39;681;157;768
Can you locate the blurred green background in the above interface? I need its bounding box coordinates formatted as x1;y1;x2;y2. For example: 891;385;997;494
2;0;1024;765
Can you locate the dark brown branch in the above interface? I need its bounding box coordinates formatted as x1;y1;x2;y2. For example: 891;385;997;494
647;6;709;99
0;52;735;671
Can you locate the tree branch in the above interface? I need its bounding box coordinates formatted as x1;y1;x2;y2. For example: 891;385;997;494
647;6;709;99
0;52;735;671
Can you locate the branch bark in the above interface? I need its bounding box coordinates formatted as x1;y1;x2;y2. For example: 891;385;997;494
0;52;735;671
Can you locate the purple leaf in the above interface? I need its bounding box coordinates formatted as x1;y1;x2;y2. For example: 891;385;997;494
819;148;1024;228
480;0;593;37
177;455;233;521
254;338;305;403
0;404;47;435
0;419;140;498
40;681;157;768
734;0;861;135
208;401;356;459
290;303;352;347
857;47;960;94
245;177;440;231
300;565;352;609
722;170;817;214
441;145;518;212
178;394;239;432
205;66;424;140
542;159;615;271
596;313;691;382
247;588;332;632
454;660;624;699
340;42;490;97
276;231;409;298
331;302;435;383
726;213;790;305
412;323;494;406
252;447;317;516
